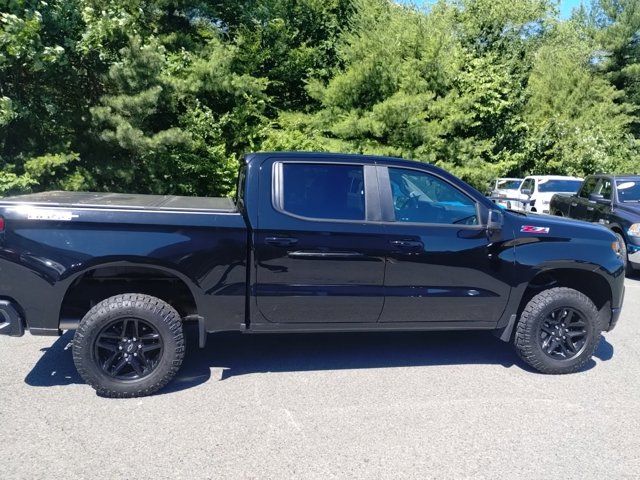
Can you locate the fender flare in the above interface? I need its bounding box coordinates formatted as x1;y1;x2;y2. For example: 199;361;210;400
58;258;204;321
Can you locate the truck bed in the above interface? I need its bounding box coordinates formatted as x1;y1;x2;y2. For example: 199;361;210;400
0;191;236;213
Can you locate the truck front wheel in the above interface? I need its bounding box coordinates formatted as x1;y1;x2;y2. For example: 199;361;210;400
72;294;185;398
514;287;601;374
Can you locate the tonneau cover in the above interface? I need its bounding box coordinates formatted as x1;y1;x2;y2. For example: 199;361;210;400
0;191;236;212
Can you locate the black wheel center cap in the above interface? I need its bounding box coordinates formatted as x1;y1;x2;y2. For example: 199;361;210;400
125;343;135;353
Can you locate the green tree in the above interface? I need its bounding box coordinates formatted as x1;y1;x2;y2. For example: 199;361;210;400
524;21;638;176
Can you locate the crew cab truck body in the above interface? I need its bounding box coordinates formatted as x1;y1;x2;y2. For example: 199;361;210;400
0;153;625;397
550;174;640;275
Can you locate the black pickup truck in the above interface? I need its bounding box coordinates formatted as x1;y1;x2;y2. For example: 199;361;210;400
550;174;640;275
0;153;626;397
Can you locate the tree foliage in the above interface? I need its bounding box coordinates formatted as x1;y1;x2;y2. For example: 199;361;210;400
1;0;638;196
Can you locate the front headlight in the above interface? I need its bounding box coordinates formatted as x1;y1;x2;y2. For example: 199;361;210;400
628;223;640;238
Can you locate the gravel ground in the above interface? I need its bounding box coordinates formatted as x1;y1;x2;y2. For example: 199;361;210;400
1;277;639;479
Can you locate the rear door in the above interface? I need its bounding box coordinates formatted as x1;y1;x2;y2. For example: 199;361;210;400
254;157;386;324
376;165;512;325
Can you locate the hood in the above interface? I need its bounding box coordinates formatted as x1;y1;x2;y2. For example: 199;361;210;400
505;210;616;240
615;202;640;219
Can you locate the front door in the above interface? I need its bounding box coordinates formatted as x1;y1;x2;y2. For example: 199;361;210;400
518;178;535;211
377;166;512;325
571;177;598;220
589;177;613;223
254;159;386;323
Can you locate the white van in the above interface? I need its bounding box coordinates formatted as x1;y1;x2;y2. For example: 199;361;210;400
514;175;583;214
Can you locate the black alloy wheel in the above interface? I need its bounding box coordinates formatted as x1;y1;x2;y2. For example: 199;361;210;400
538;307;588;361
73;294;185;397
94;317;164;381
514;287;601;374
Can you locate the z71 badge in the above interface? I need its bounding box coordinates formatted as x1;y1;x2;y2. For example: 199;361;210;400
521;225;550;234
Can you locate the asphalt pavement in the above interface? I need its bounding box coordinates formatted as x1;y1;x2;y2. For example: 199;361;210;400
1;277;639;479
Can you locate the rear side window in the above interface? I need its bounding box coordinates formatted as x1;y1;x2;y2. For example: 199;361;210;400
281;163;365;220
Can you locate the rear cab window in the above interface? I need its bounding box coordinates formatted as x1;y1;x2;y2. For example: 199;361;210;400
279;163;365;221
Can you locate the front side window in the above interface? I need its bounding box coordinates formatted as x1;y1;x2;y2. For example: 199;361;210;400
596;179;612;199
578;178;598;198
281;163;365;220
520;179;534;192
388;168;478;225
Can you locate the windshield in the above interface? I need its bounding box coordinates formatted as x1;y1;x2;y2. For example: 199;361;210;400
616;180;640;202
496;179;521;190
537;179;582;193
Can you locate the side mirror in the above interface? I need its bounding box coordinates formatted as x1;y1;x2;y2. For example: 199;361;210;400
589;193;610;204
521;188;532;196
487;209;503;232
588;193;603;202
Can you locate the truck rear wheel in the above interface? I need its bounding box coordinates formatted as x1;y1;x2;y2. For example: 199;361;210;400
514;287;601;374
72;294;185;398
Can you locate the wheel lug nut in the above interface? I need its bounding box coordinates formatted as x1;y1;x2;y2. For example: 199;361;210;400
133;337;137;341
134;353;137;357
119;346;123;350
138;344;142;349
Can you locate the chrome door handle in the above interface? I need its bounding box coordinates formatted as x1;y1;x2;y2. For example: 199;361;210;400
389;240;424;249
570;202;578;207
288;251;363;259
265;237;298;247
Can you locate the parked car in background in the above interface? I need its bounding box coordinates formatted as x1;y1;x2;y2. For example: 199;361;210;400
513;175;583;214
488;178;522;209
550;174;640;275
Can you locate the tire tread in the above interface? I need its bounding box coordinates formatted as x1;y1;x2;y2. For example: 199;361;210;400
514;287;601;374
73;294;185;398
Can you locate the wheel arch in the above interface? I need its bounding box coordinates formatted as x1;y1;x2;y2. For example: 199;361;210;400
497;266;613;343
609;223;626;239
516;267;612;329
59;260;202;329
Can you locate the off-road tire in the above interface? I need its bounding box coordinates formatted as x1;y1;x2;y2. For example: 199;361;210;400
514;287;601;374
73;294;185;398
